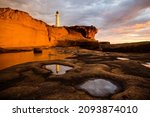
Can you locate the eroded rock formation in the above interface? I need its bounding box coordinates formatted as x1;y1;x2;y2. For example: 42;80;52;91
0;47;150;99
0;8;49;48
0;8;98;48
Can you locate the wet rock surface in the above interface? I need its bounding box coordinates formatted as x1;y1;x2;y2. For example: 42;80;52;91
0;47;150;100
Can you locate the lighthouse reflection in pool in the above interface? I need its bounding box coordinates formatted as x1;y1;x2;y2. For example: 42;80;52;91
44;64;73;75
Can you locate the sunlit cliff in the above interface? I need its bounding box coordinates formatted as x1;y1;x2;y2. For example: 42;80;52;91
0;8;98;48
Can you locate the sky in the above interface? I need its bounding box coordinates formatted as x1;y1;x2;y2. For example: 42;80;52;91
0;0;150;44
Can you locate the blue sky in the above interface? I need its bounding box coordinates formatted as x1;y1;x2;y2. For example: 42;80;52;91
0;0;150;43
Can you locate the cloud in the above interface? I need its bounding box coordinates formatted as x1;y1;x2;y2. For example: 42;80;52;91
108;20;150;34
0;0;149;27
100;0;150;29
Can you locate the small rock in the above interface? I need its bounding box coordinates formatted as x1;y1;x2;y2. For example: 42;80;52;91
33;48;42;53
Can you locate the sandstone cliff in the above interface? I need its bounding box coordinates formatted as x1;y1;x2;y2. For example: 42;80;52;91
0;8;98;48
0;8;49;48
47;26;97;47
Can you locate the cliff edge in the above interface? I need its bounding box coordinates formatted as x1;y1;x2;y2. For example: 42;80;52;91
0;8;98;48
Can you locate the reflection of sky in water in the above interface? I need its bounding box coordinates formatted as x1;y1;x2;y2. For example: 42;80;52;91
117;57;129;60
142;62;150;68
0;48;72;70
79;79;118;97
45;64;73;75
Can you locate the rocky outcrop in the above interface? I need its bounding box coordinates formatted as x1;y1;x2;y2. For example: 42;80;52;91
101;41;150;53
47;25;98;48
0;8;98;49
65;26;97;39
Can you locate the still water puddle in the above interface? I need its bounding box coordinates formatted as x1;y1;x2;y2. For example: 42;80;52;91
117;57;129;60
0;48;72;70
78;79;118;97
142;62;150;68
44;64;73;75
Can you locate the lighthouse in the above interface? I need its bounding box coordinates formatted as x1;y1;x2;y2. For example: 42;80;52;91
55;11;60;27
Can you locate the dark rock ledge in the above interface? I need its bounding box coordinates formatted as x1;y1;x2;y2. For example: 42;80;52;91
0;49;150;100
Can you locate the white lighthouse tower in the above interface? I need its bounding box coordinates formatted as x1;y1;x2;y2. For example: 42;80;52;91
55;11;60;27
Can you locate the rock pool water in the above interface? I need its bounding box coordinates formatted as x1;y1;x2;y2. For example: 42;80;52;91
117;57;129;60
142;62;150;68
78;79;118;97
0;47;74;70
44;64;73;75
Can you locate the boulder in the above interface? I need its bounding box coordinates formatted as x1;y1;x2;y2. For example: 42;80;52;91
33;48;42;53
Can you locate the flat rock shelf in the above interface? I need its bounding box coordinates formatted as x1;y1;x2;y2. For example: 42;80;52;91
0;47;150;99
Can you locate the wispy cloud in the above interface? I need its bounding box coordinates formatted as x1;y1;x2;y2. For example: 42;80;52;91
108;21;150;34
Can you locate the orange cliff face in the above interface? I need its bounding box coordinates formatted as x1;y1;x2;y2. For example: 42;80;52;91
0;8;98;48
0;8;50;48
